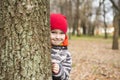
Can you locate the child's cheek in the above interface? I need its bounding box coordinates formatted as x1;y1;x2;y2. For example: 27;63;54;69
61;34;65;39
51;34;55;39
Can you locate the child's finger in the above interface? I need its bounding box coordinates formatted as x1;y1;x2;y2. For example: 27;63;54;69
52;63;59;74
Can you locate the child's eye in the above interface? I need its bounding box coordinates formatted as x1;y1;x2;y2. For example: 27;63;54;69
51;31;56;34
60;32;64;34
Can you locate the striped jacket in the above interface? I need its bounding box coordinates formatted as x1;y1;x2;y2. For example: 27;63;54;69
51;46;72;80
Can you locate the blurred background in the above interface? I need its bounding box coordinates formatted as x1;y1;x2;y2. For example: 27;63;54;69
50;0;120;49
50;0;120;80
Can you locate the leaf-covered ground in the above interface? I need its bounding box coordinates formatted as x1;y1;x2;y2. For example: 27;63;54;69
69;37;120;80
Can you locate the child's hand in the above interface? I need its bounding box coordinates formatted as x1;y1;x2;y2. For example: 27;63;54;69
52;63;60;74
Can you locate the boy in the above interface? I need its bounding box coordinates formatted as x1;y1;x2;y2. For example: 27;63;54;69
50;13;72;80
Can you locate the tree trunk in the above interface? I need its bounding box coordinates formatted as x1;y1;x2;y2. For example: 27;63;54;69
103;2;108;39
72;0;80;36
82;23;87;35
119;19;120;36
88;24;95;36
0;0;52;80
112;13;120;49
67;0;73;39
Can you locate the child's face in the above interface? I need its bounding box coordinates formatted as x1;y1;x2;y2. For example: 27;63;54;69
51;29;65;46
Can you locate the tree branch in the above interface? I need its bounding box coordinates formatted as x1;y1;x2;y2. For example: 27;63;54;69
109;0;120;11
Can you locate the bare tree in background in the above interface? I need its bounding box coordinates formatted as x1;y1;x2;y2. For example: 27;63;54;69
110;0;120;49
119;0;120;36
85;0;94;36
72;0;80;36
64;0;73;39
103;0;108;39
0;0;52;80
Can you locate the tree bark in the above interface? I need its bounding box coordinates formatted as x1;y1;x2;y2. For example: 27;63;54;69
109;0;120;49
112;13;120;49
0;0;52;80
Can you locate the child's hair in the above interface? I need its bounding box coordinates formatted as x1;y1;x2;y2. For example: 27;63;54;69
50;13;68;34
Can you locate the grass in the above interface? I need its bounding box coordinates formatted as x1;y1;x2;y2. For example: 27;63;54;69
70;35;120;45
70;35;113;42
71;35;113;39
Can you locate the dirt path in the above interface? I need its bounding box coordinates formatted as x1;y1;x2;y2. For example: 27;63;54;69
69;38;120;80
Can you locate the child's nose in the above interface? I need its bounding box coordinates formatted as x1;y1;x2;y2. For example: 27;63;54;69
56;34;60;38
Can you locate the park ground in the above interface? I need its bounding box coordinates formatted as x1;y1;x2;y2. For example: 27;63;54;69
69;36;120;80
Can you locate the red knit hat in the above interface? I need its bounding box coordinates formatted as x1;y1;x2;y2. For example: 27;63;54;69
50;13;68;34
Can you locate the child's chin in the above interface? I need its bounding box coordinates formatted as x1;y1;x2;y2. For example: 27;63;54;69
53;44;59;46
53;43;61;46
